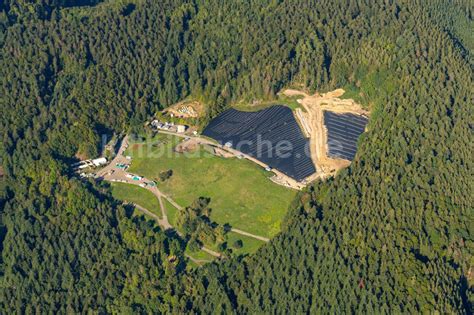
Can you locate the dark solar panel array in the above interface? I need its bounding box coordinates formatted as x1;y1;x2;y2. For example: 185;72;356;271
323;111;368;160
202;106;316;181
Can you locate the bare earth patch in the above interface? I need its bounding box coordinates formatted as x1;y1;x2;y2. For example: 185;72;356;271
174;138;199;153
213;147;235;158
74;151;89;161
164;100;204;118
282;88;370;178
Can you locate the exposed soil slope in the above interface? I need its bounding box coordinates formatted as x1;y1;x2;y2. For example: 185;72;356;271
283;88;369;177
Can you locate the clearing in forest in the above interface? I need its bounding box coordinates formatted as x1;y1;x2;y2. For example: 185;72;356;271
111;182;163;218
125;134;296;238
282;88;369;177
164;100;205;118
202;106;316;182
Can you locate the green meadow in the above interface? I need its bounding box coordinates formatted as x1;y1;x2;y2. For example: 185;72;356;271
126;134;296;238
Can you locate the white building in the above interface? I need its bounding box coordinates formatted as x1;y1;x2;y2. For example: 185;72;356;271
92;157;107;167
176;125;187;133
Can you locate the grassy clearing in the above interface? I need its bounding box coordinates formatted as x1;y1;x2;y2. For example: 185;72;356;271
224;232;265;255
186;259;200;269
185;247;216;269
204;231;265;256
185;248;216;262
340;84;361;102
126;134;296;238
233;94;303;112
111;182;162;218
163;198;179;226
185;231;265;266
164;197;265;255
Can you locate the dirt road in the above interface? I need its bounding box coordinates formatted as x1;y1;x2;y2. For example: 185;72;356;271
158;130;306;189
129;202;220;258
128;202;171;229
283;88;368;176
185;255;212;265
230;228;270;242
103;159;269;243
96;135;130;178
96;133;268;259
156;192;270;242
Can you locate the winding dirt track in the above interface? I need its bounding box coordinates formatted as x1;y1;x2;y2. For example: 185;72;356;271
97;135;269;259
230;228;270;242
133;201;220;258
96;136;220;258
158;191;270;242
127;202;171;229
185;254;212;265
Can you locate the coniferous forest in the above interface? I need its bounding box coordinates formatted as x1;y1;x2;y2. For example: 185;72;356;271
1;0;473;313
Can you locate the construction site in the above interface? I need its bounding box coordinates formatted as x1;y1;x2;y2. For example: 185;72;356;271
283;88;370;178
163;100;205;118
197;88;370;188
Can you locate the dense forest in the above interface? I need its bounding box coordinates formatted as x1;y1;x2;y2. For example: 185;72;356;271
1;0;472;313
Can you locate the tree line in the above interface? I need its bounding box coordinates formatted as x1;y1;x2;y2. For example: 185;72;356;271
0;0;472;312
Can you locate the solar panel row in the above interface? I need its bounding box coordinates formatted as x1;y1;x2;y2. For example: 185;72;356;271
323;111;368;160
202;106;316;181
